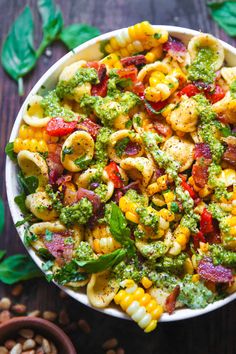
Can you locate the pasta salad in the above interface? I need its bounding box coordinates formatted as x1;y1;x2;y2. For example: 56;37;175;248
8;21;236;332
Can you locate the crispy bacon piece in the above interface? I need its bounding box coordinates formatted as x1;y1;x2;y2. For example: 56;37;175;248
56;175;72;186
222;144;236;167
198;258;233;283
47;144;64;185
194;143;212;160
165;285;180;315
77;118;101;139
163;36;186;62
192;161;209;188
153;120;172;137
121;55;146;67
77;188;101;212
44;233;73;262
117;66;138;82
89;62;108;97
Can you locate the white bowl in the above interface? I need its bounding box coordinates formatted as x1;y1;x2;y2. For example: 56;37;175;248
6;25;236;322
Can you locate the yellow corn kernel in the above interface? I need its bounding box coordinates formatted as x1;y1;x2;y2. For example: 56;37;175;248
156;228;165;238
152;194;166;207
133;287;145;300
227;216;236;227
199;186;212;198
161;103;175;118
200;242;209;252
232;207;236;215
184;258;194;274
109;37;120;51
188;176;201;192
159;208;175;222
141;277;153;289
163;191;175;204
146;299;157;312
114;290;126;304
125;211;139;224
13;138;23;153
119;196;137;214
229;226;236;236
147;175;168;196
139;293;152;306
19;124;31;139
144;319;158;333
176;234;188;249
150;305;163;320
37;140;48;152
192;274;200;282
145;46;163;63
120;294;134;311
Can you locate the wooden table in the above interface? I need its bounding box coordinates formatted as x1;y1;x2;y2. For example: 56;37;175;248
0;0;235;353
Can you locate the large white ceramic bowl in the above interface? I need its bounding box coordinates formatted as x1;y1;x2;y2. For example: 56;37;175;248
6;25;236;322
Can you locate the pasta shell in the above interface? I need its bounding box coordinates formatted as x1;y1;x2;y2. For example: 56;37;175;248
29;220;66;235
137;61;170;82
61;131;94;172
221;67;236;85
188;33;224;70
23;95;51;128
87;271;119;308
25;192;58;221
108;129;144;163
162;135;194;172
17;150;49;187
120;157;154;186
59;60;87;81
212;92;236;124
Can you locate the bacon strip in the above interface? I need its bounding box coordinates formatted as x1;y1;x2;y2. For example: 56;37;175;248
121;55;146;67
198;258;233;283
165;285;180;315
222;144;236;167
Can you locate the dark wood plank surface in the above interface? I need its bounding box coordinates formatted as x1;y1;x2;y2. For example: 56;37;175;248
0;1;235;353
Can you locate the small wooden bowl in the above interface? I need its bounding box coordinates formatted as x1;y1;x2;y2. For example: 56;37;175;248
0;316;77;354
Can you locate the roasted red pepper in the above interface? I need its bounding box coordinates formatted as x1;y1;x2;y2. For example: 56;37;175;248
131;81;145;98
117;66;138;82
200;208;214;234
180;176;197;199
205;85;225;104
46;117;77;137
193;231;206;248
144;99;168;117
104;161;124;188
178;84;200;97
77;118;101;138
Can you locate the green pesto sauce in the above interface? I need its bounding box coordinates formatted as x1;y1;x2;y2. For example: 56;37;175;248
136;207;159;230
80;92;140;127
178;275;214;309
208;163;231;201
56;68;98;99
230;80;236;99
155;253;187;274
41;90;75;121
147;270;179;290
45;185;63;212
137;241;167;261
94;127;113;164
112;261;143;283
94;183;108;202
181;213;199;234
188;47;216;84
59;198;93;226
210;244;236;267
76;241;95;261
125;189;147;205
114;137;130;157
208;203;230;234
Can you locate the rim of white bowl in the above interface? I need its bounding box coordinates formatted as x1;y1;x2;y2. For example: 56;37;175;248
6;25;236;322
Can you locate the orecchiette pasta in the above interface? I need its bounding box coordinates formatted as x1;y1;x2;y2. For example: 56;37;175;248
10;22;236;332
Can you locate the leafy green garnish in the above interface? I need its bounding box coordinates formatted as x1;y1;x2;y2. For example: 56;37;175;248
208;1;236;37
77;248;127;273
74;155;92;169
45;229;53;242
109;203;136;257
18;172;39;195
37;247;54;260
60;24;100;50
14;194;28;215
53;260;88;285
1;6;37;95
15;214;34;227
24;228;38;247
62;146;73;161
0;254;42;284
37;0;63;56
5;142;17;162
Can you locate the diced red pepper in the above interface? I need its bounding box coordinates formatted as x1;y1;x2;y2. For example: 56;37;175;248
200;208;214;234
91;76;108;97
46;117;77;137
178;84;200;98
117;66;138;82
131;81;145;98
104;161;124;188
86;61;100;70
144;99;168;117
180;176;197;199
77;118;101;138
193;231;206;248
121;55;146;67
205;85;225;104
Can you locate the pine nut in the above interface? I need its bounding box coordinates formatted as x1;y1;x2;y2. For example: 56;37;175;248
22;339;36;350
10;343;22;354
19;329;34;339
102;338;118;350
0;297;11;310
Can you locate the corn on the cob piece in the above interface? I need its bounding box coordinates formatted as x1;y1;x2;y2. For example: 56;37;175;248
90;224;121;254
169;225;190;255
145;46;163;63
145;70;179;102
14;138;48;153
114;279;163;332
147;175;168;196
105;21;168;57
100;53;123;69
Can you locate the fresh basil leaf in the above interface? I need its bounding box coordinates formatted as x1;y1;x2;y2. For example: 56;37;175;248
62;146;73;161
1;6;37;95
42;260;54;272
15;214;34;227
0;198;4;234
109;203;136;257
77;248;127;273
60;24;100;50
45;229;53;241
24;228;38;247
208;1;236;37
0;254;42;284
14;193;28;214
37;247;54;261
37;0;63;54
18;172;39;195
53;260;88;285
0;250;6;261
5;142;17;162
74;155;92;169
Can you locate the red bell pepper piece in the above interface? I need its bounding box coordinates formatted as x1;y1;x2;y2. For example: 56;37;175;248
144;99;168;117
117;66;138;82
46;117;77;137
77;118;101;139
205;85;225;104
193;231;206;248
131;81;145;98
180;176;197;199
200;208;214;234
104;162;124;188
178;84;200;97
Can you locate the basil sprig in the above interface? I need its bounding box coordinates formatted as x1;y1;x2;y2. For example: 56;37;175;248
1;0;100;95
208;1;236;37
